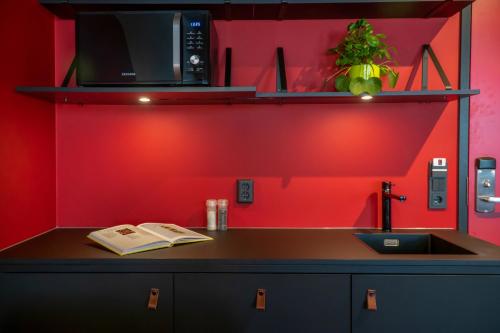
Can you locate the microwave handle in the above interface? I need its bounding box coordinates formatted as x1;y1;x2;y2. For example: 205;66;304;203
173;12;182;81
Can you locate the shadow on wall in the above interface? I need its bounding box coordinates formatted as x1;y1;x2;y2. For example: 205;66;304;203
474;212;500;219
0;0;56;249
57;102;446;185
354;192;379;228
213;18;449;92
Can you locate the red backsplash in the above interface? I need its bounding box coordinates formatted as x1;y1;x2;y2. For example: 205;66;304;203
55;17;460;228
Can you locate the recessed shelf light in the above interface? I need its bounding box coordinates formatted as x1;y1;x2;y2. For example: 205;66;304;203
138;96;151;103
361;94;373;101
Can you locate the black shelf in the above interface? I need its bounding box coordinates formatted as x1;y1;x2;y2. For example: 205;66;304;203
40;0;475;20
16;86;479;105
15;86;257;105
255;89;480;104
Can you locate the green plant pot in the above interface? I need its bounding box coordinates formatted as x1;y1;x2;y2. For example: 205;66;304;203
349;64;381;80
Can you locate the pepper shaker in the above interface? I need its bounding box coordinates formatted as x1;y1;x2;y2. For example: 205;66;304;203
217;199;228;231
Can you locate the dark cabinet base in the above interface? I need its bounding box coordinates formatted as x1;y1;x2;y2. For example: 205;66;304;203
3;272;500;332
0;273;173;333
175;273;350;333
352;275;500;333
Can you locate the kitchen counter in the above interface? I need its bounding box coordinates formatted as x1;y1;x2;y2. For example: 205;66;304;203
2;228;500;333
1;228;499;274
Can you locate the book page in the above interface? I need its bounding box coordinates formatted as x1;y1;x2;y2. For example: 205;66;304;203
138;223;212;243
88;224;170;254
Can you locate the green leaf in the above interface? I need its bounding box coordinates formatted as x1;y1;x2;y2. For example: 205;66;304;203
366;36;379;47
388;71;399;88
349;77;367;96
335;75;351;92
365;77;382;95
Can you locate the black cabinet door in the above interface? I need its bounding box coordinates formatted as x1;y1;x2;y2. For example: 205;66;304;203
0;273;173;333
352;274;500;333
175;273;350;333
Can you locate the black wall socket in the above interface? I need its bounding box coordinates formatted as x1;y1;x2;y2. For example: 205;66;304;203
237;179;254;203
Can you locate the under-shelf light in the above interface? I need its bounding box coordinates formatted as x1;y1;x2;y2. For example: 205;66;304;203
138;96;151;103
361;94;373;101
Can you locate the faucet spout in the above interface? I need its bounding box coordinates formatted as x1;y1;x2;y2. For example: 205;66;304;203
381;181;406;232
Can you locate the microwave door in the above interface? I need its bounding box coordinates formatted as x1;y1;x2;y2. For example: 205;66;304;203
116;12;180;85
78;13;137;85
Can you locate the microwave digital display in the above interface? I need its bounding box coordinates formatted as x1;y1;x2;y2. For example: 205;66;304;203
190;21;201;28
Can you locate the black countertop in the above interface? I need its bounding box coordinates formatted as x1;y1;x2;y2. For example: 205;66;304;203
1;228;499;274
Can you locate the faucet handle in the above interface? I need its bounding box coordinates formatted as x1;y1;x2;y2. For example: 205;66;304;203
397;195;407;202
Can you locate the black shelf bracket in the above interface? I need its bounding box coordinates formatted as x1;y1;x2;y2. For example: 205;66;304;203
276;47;287;93
224;0;231;21
61;56;77;87
421;46;429;90
421;44;452;90
225;48;232;87
279;1;288;20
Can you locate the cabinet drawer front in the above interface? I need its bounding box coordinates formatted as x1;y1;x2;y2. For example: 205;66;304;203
0;273;173;333
175;273;350;333
352;274;500;333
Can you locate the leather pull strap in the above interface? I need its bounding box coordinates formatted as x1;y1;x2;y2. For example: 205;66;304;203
256;288;266;311
148;288;160;311
366;289;377;311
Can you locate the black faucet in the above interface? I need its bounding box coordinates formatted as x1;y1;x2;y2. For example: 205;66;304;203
382;181;407;232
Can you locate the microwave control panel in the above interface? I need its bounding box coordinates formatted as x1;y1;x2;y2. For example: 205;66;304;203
182;13;210;85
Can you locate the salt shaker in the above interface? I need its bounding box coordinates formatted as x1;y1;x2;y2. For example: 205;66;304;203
206;199;217;231
217;199;228;231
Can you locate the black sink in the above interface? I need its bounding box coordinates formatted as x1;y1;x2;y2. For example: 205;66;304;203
355;233;476;255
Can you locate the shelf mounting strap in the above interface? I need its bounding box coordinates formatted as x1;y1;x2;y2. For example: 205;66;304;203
225;48;232;87
61;56;77;87
276;47;287;93
421;45;452;90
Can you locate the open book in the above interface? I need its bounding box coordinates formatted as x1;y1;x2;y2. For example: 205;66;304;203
87;223;213;256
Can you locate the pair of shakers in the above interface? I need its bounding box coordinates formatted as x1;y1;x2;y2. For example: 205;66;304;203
206;199;228;231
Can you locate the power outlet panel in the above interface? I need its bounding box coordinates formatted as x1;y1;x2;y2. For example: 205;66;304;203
237;179;254;203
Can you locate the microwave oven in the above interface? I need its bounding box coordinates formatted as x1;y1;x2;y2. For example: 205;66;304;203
76;11;216;86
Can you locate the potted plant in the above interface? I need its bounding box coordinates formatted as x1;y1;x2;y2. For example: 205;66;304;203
325;19;399;96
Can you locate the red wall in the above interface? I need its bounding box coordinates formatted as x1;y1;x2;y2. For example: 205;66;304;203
0;0;55;249
0;1;495;248
469;0;500;245
55;17;461;229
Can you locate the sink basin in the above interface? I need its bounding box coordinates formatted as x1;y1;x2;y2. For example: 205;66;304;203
355;233;476;255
